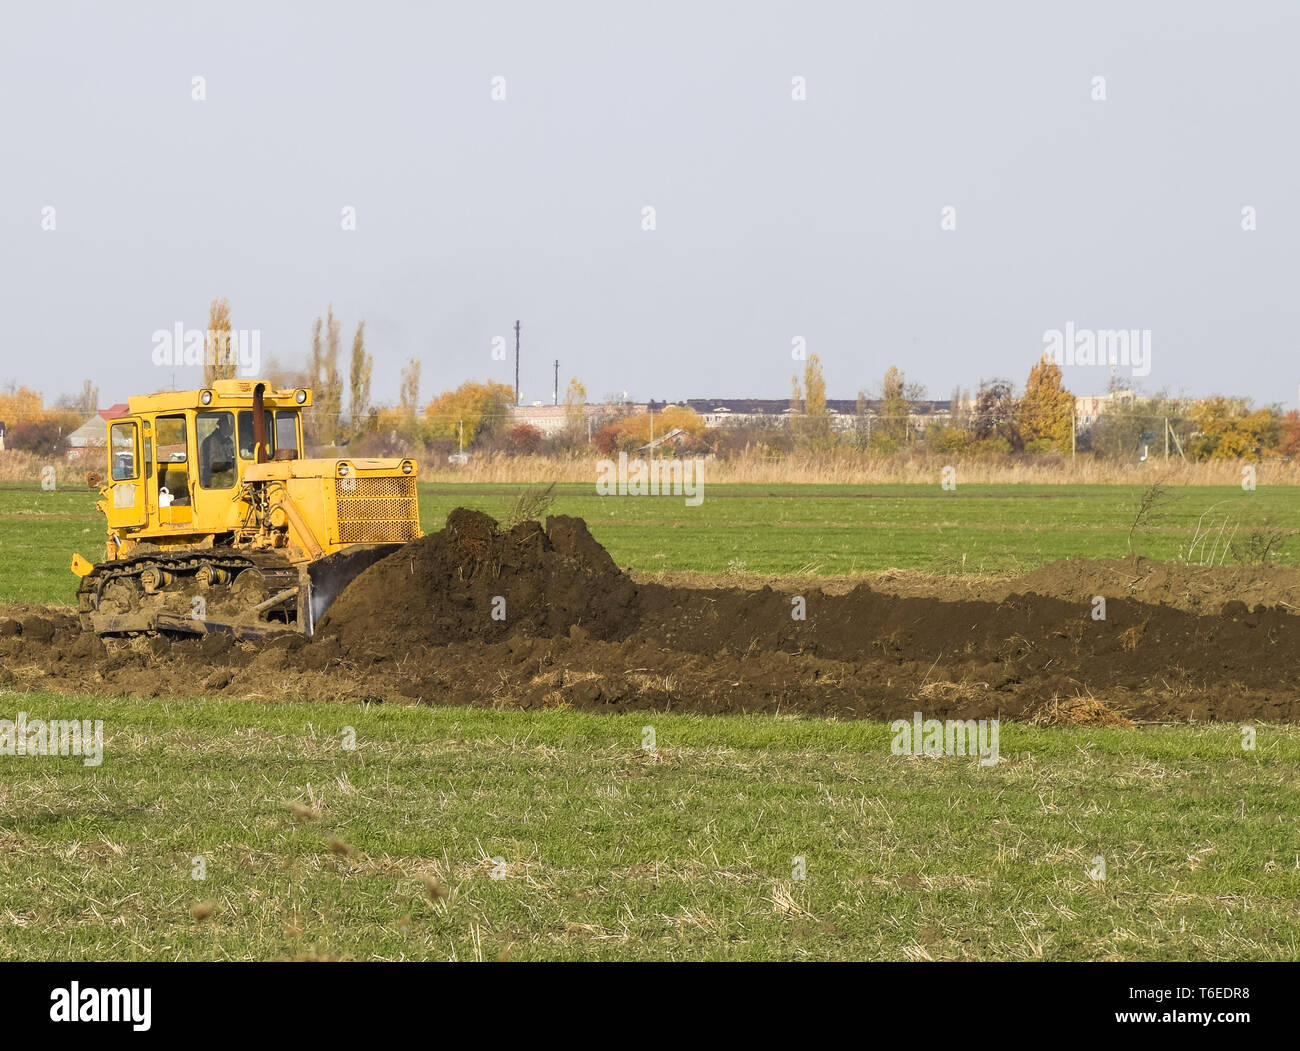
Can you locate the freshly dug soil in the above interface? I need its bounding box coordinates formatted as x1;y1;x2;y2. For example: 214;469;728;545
317;509;639;655
4;509;1300;724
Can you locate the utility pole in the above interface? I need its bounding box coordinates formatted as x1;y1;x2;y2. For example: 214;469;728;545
514;320;521;407
553;360;559;405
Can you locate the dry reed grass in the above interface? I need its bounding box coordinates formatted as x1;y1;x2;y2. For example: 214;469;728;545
416;451;1300;486
9;445;1296;487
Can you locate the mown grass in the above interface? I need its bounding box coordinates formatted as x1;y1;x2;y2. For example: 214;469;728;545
0;692;1297;961
3;480;1300;605
0;484;105;604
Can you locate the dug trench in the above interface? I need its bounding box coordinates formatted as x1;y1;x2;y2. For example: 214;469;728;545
2;507;1299;725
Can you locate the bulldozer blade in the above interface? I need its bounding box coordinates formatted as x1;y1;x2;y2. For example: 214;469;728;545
154;613;292;641
302;542;403;636
90;610;293;641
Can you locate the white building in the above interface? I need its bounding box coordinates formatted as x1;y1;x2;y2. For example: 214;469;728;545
66;404;129;448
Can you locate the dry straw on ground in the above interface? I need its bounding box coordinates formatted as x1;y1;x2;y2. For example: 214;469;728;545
1029;695;1136;728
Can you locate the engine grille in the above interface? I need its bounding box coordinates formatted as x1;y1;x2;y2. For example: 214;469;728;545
334;476;420;544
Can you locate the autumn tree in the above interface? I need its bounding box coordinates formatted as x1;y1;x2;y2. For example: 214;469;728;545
263;355;310;390
9;420;67;457
204;298;235;385
55;379;99;417
949;386;971;429
318;307;343;446
1082;393;1184;459
799;354;832;451
563;378;588;438
1277;411;1300;459
348;321;373;435
308;318;323;393
0;386;46;423
399;359;421;419
1188;397;1277;461
971;378;1021;451
1019;355;1075;453
0;384;78;453
853;390;871;447
303;317;324;446
77;379;98;415
879;365;910;442
503;424;543;455
603;405;706;447
424;380;514;445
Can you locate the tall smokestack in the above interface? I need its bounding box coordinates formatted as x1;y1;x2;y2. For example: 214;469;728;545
514;320;521;406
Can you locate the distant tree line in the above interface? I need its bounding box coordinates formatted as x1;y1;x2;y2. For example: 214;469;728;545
7;315;1299;468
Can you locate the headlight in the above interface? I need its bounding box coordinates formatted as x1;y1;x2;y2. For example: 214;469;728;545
401;461;414;474
337;462;351;476
200;389;213;405
295;389;308;404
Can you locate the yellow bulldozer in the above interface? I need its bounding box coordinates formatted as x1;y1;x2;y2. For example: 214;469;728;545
71;380;421;638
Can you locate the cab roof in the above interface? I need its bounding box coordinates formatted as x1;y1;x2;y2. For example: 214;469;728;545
124;380;312;415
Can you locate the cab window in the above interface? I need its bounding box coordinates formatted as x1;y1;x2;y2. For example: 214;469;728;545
109;423;138;481
237;410;274;460
197;411;237;489
274;411;300;457
155;414;191;506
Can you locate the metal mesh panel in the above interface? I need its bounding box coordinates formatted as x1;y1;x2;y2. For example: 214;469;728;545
334;476;420;543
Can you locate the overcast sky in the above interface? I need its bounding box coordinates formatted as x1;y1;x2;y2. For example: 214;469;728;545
2;0;1297;409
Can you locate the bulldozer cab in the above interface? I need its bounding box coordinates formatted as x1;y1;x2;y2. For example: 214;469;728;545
102;382;310;542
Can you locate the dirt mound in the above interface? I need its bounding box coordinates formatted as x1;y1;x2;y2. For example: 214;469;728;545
7;510;1300;725
317;509;640;657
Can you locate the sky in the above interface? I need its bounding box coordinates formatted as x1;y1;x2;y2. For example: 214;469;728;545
2;0;1297;410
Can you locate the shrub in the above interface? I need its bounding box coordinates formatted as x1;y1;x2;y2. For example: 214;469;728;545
10;420;67;458
593;423;622;457
502;424;543;456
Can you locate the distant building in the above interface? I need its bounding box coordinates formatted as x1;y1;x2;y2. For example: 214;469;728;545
66;404;129;448
1074;390;1135;428
509;397;960;437
684;398;954;432
509;402;643;437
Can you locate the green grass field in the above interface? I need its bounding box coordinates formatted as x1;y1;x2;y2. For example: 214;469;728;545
2;693;1297;961
2;480;1298;605
3;479;1299;959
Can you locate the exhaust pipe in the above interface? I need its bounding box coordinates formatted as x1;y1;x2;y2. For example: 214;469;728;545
252;382;268;464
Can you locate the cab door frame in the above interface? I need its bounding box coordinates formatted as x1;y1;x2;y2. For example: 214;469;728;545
151;411;195;525
105;418;147;529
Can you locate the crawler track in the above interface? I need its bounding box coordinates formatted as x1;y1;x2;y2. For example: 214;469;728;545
76;548;300;637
